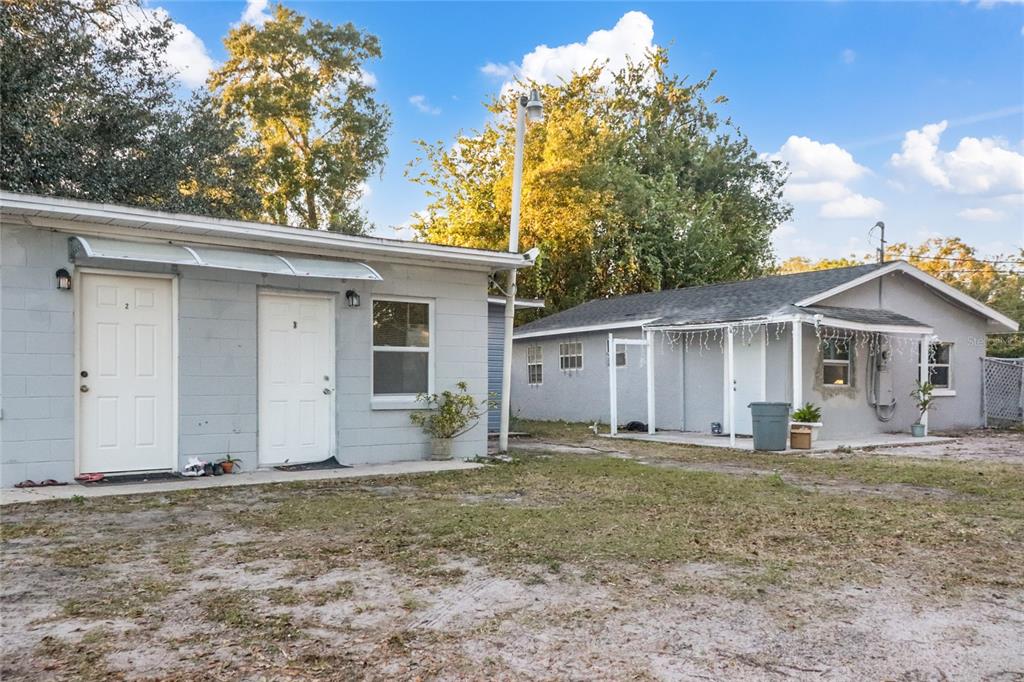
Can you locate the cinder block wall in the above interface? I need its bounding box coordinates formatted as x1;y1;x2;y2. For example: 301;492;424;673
1;225;76;486
0;221;490;486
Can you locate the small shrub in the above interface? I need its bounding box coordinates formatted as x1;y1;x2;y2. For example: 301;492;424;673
791;403;822;423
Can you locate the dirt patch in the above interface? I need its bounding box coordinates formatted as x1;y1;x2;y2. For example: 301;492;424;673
2;446;1022;680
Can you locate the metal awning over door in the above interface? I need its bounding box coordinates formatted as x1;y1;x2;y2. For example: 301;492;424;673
68;235;382;280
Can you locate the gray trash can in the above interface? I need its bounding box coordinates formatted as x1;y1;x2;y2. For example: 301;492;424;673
749;402;791;451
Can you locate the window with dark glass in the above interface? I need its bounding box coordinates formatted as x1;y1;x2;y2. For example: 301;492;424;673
372;299;430;395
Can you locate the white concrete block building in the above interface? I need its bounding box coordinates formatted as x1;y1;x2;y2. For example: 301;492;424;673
0;192;532;487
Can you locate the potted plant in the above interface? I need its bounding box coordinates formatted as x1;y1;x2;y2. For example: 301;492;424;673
910;381;934;437
219;454;241;474
410;381;485;460
790;403;824;443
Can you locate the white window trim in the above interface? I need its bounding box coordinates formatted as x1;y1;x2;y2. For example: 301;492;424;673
558;341;584;371
924;341;956;396
527;346;543;386
371;295;435;409
821;340;853;388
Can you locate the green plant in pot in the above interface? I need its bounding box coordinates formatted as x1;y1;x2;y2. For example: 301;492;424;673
219;454;241;474
790;402;823;442
910;381;934;437
410;381;485;460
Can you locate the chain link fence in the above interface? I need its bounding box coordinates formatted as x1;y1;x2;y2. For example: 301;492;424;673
982;357;1024;426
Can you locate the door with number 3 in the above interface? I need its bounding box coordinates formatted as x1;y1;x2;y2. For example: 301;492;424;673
258;293;336;466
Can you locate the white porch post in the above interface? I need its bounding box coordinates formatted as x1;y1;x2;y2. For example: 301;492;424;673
609;333;618;436
727;325;736;447
646;330;655;434
919;333;930;435
791;321;803;409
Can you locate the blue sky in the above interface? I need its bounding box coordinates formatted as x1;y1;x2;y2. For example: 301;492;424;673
159;1;1024;261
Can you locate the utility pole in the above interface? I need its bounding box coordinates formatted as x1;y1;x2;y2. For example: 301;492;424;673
498;89;543;453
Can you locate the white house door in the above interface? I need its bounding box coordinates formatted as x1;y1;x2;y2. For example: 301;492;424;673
79;273;175;474
729;328;765;436
258;293;335;466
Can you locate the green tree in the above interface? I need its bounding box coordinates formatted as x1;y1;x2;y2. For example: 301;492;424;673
209;4;390;234
0;0;260;218
408;50;791;315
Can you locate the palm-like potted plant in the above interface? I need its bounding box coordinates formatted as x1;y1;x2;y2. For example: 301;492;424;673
410;381;485;460
910;381;934;437
790;402;823;443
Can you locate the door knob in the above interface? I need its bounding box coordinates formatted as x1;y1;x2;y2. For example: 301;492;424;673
80;385;89;393
323;388;332;395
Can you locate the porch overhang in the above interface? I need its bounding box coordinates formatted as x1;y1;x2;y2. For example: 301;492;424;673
68;235;383;281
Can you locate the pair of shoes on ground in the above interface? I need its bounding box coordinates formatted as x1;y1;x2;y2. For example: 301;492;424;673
13;479;67;488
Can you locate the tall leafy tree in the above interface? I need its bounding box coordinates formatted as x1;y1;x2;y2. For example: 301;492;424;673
407;50;791;314
0;0;260;218
209;4;391;234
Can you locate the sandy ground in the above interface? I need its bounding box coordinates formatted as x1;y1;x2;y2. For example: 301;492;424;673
1;430;1022;680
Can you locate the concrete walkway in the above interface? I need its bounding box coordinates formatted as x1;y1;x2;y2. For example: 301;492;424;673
601;430;955;454
0;459;482;506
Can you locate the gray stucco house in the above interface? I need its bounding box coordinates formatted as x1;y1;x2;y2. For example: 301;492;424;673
510;262;1017;443
0;192;532;487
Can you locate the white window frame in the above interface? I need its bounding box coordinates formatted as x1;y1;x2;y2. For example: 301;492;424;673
922;341;955;396
821;339;852;387
527;346;543;385
371;295;434;409
559;341;583;371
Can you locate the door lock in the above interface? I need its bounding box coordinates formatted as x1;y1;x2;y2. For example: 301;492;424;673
80;385;89;393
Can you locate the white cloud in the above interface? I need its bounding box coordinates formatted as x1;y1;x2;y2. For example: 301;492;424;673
773;136;868;182
119;5;215;88
481;62;516;79
358;69;378;88
238;0;272;27
841;48;856;64
409;95;441;115
891;121;1024;195
770;136;883;220
958;207;1006;221
820;193;884;219
481;11;656;93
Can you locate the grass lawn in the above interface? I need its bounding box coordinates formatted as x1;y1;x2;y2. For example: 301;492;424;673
2;428;1022;679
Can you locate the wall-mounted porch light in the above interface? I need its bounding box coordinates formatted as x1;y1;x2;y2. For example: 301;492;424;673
345;290;360;308
56;268;72;291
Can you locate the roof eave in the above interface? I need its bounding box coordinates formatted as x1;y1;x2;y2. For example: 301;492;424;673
0;192;532;272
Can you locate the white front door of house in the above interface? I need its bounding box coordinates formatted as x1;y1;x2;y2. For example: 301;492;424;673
258;292;335;466
728;328;765;436
79;273;175;473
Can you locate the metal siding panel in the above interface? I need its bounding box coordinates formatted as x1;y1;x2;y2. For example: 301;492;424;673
487;304;504;432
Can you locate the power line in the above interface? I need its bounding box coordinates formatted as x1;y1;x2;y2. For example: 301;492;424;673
888;253;1022;266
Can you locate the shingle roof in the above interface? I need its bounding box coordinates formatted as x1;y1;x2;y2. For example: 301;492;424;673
800;305;928;328
514;263;895;337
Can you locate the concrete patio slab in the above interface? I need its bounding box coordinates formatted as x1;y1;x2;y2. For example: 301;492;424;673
0;459;483;506
600;430;956;454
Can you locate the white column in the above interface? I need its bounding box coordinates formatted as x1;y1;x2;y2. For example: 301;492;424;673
759;326;767;401
608;333;618;436
919;334;930;435
727;325;736;447
646;330;655;434
791;321;803;410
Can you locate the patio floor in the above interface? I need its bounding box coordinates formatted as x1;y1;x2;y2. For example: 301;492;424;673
601;430;956;454
0;459;482;506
